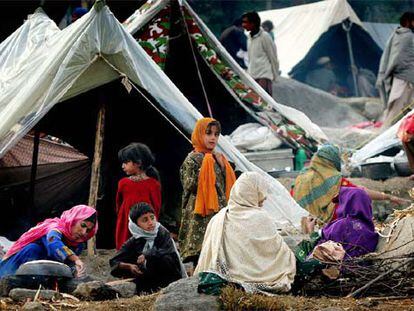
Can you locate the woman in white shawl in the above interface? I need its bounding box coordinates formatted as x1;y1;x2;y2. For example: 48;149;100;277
195;172;296;294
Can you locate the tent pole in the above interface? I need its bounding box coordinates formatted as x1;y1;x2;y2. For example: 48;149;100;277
87;102;106;256
343;19;359;97
28;129;40;221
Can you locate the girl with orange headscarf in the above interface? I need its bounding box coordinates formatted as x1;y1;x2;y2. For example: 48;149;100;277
178;118;236;265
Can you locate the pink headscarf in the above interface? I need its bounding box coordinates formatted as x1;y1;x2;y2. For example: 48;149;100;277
4;205;98;259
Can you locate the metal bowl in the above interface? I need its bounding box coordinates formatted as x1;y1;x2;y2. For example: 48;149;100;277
15;260;73;278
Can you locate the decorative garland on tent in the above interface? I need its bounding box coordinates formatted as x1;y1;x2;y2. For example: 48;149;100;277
131;5;171;70
181;7;319;155
123;0;162;28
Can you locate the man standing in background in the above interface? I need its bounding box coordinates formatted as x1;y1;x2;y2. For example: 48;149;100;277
377;12;414;128
219;18;247;69
242;11;279;96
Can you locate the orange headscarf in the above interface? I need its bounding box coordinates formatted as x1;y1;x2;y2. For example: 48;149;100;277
191;118;236;217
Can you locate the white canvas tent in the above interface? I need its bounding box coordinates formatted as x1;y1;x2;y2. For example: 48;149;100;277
351;112;413;166
258;0;382;91
0;3;308;230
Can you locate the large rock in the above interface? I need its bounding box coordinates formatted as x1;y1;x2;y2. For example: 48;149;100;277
22;302;45;311
107;281;136;298
73;281;117;301
9;288;62;302
154;276;220;311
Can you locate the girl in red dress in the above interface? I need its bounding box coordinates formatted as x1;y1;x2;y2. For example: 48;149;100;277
115;143;161;250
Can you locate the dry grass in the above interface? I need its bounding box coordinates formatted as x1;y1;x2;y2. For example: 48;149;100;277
220;286;414;311
74;293;158;311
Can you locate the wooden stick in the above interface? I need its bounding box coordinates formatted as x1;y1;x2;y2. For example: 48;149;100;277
33;284;42;302
105;278;135;286
347;260;412;298
87;102;106;256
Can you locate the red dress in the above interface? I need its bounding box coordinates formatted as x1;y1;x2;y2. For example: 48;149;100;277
115;177;161;249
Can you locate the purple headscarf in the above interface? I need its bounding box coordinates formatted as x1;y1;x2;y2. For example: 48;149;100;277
319;187;378;258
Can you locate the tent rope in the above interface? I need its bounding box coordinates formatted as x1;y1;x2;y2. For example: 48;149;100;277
98;54;192;144
178;4;214;118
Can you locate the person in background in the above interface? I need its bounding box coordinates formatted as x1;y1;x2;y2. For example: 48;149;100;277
261;20;275;40
242;11;279;96
305;56;337;94
178;118;236;266
110;203;186;294
220;18;247;69
115;143;161;250
377;12;414;128
0;205;97;278
397;113;414;179
292;144;406;225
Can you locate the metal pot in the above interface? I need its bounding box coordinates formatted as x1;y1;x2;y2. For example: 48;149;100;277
15;260;73;278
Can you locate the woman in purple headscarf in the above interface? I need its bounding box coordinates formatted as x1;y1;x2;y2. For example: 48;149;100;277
318;187;379;258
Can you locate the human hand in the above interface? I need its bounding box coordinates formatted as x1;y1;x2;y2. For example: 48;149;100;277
388;195;410;205
137;254;146;265
129;264;143;277
74;259;86;278
213;151;225;169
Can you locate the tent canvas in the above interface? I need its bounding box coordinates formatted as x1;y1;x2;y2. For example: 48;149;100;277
258;0;382;92
123;0;328;157
363;22;398;51
351;111;414;165
0;3;308;244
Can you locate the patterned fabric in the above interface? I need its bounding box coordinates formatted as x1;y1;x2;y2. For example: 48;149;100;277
132;5;171;70
178;152;227;261
123;0;161;28
198;272;229;295
293;145;343;224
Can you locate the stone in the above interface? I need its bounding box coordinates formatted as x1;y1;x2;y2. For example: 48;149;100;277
73;281;118;301
154;276;220;311
22;302;45;311
9;288;62;302
364;101;383;120
107;282;136;298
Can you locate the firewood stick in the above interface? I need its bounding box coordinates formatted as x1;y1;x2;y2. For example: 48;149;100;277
33;284;42;302
347;260;412;298
105;278;135;286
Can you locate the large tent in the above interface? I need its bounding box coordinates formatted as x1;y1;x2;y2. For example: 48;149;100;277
258;0;382;94
123;0;328;157
0;3;309;244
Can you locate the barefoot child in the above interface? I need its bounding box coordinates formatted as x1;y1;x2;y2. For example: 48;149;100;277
178;118;236;265
110;203;185;293
115;143;161;250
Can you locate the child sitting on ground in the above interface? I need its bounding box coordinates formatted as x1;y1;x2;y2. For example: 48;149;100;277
109;203;186;294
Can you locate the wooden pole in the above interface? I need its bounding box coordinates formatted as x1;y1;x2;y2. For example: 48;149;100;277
28;129;41;222
87;103;106;256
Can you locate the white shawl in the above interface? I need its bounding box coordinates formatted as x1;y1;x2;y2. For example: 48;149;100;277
195;172;296;294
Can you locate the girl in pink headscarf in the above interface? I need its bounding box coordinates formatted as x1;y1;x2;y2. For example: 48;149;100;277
0;205;98;278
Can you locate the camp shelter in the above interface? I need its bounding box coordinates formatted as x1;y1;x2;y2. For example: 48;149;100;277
0;3;309;247
258;0;382;96
350;112;413;166
363;22;398;51
123;0;328;157
0;135;90;240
